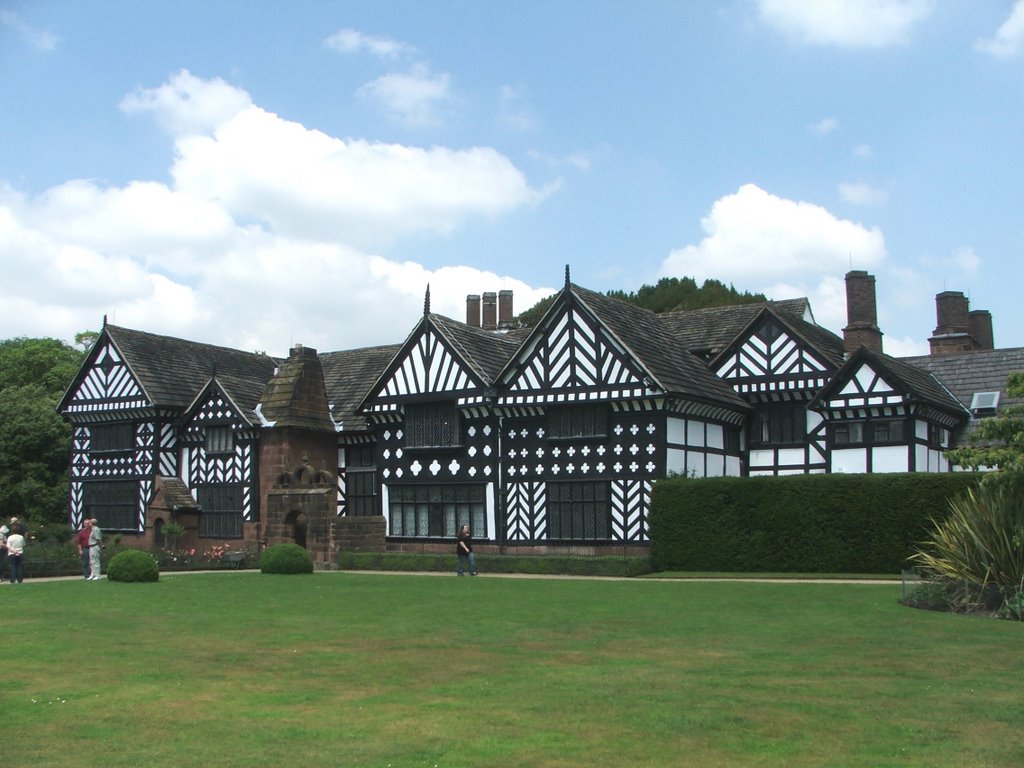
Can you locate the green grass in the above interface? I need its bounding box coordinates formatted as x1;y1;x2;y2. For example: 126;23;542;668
5;573;1023;767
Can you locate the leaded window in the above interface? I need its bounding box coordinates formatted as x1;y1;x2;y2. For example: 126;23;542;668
405;403;460;448
346;470;379;516
547;481;611;541
90;423;134;453
750;403;806;446
832;418;906;446
388;484;485;537
196;484;243;538
83;480;137;531
204;426;234;454
548;404;608;439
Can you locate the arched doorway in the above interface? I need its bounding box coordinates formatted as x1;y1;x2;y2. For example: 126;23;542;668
285;510;308;549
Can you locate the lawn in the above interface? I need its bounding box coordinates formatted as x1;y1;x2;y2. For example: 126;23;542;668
5;572;1022;767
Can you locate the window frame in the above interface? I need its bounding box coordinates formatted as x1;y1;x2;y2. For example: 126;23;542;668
90;423;134;453
387;483;486;538
82;480;137;531
404;403;461;449
546;480;611;542
204;425;235;455
547;404;609;440
196;484;244;539
831;417;907;447
749;403;807;447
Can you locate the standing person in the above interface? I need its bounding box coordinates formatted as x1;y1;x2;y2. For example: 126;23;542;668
0;524;8;583
87;518;103;581
456;524;477;576
6;523;25;584
76;519;92;579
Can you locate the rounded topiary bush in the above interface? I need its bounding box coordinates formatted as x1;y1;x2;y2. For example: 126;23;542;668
107;549;160;582
260;543;314;574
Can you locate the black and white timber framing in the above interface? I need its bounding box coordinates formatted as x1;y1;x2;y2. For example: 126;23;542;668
59;273;992;552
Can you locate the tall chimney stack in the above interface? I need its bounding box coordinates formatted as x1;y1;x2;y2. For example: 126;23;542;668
968;309;994;351
842;270;883;355
498;290;513;327
466;294;481;327
929;291;975;355
481;292;498;330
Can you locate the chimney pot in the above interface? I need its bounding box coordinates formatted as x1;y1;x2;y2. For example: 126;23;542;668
466;294;481;327
842;270;883;355
498;289;513;327
482;292;497;330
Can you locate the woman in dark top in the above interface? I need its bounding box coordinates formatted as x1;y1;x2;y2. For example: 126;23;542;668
456;524;477;576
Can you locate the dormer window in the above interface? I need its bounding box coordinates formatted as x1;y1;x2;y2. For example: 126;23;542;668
970;392;1000;417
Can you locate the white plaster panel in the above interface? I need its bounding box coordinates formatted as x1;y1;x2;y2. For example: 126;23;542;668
666;447;686;476
666;417;686;446
686;420;705;447
776;448;804;466
706;423;724;450
831;449;867;474
872;446;908;473
686;451;705;478
806;411;823;430
706;453;725;477
725;456;742;477
915;420;927;440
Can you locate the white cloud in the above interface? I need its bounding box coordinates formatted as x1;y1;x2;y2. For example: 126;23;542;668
0;9;58;52
853;143;873;159
810;116;839;136
120;70;252;136
357;64;454;126
325;28;413;59
0;73;553;354
497;84;539;132
838;181;888;206
975;1;1024;58
660;184;887;333
949;245;980;275
757;0;934;48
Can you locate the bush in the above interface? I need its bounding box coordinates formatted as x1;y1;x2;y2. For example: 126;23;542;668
901;580;953;611
260;543;313;574
107;549;160;583
997;591;1024;621
910;483;1024;611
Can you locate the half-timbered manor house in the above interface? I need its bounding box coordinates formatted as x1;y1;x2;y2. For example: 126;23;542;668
58;269;1019;564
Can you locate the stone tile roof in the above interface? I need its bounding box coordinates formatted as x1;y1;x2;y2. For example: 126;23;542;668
430;313;525;382
157;476;199;510
320;344;402;431
813;347;968;421
656;298;837;360
99;324;280;420
899;347;1024;441
571;285;749;411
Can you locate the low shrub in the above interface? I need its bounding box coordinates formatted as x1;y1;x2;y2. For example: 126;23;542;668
107;549;160;583
901;580;952;611
261;543;313;574
996;590;1024;621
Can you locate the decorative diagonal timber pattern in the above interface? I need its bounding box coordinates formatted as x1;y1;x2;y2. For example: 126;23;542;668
611;479;650;541
64;342;148;412
382;327;474;397
505;481;545;541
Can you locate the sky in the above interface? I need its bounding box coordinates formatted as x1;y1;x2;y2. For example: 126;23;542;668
2;1;1023;359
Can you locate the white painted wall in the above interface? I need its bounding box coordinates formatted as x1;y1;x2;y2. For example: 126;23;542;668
872;445;908;473
831;449;867;473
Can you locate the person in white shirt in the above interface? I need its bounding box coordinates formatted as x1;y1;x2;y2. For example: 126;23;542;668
88;519;103;580
6;524;25;584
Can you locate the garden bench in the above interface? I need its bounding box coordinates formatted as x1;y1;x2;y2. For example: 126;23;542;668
222;551;246;569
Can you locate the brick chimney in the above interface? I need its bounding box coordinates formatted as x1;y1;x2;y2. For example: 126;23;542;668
482;292;497;330
842;270;883;355
929;291;975;355
968;309;994;350
466;294;481;327
498;289;513;327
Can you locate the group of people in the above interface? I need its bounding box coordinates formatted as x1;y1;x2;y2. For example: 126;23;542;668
75;518;103;580
0;517;26;584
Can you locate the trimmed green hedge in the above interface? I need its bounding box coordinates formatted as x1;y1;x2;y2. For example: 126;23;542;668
650;473;980;574
338;551;652;577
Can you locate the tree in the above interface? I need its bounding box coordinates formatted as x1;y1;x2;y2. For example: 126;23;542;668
0;337;85;524
516;276;767;327
946;371;1024;482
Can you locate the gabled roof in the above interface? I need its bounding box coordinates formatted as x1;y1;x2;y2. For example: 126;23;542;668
706;304;846;373
321;343;402;430
810;346;968;420
658;298;829;359
559;284;749;411
59;324;279;417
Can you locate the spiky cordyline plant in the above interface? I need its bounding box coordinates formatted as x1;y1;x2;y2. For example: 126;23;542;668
911;481;1024;608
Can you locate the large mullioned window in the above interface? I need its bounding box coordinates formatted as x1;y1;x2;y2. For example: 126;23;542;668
750;403;806;446
546;481;610;541
548;404;608;439
83;481;137;531
196;484;243;538
388;484;485;538
90;423;134;453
